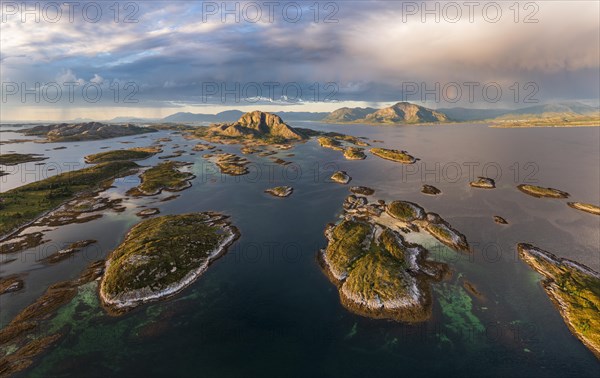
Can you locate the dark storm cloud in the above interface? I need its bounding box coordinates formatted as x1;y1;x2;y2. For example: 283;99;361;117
1;0;599;114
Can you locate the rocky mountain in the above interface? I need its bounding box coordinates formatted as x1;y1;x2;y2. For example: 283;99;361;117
207;111;306;140
21;122;156;142
324;102;448;124
274;111;329;121
492;102;598;120
162;110;327;123
438;102;599;122
162;110;244;123
323;107;377;122
365;102;449;123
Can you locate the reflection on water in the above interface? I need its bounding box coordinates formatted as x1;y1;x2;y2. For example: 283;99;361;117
1;123;599;377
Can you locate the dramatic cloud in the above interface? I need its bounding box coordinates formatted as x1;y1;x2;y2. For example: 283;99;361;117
1;0;598;120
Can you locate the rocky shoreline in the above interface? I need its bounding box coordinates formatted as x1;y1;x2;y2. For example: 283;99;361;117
264;186;293;197
127;161;194;196
100;213;239;313
517;184;570;198
318;195;470;322
517;243;600;358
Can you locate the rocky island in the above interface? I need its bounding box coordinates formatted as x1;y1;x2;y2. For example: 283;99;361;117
421;185;441;195
40;240;97;264
343;147;366;160
350;186;375;196
371;148;417;164
20;122;156;142
320;196;451;322
205;153;251;176
386;201;470;252
136;208;160;217
264;186;293;197
190;111;306;145
567;202;600;216
0;153;48;166
517;184;570;198
331;171;351;184
0;275;24;295
127;161;194;196
517;243;600;358
318;136;343;151
84;147;161;164
100;213;239;312
470;177;496;189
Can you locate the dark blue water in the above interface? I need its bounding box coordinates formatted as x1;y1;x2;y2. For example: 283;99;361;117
1;123;599;377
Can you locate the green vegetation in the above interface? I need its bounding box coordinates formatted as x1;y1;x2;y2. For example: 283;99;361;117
323;220;445;322
517;184;570;198
0;153;48;166
0;161;138;235
386;201;425;222
21;122;156;142
324;220;371;279
100;213;238;310
0;275;24;295
350;186;375;196
518;243;600;358
425;222;469;252
491;114;600;128
317;133;369;160
331;171;351;184
469;177;496;189
207;153;250;176
327;133;370;147
318;136;343;151
421;185;441;195
264;186;293;197
342;245;409;302
84;147;161;164
344;147;366;160
371;148;416;164
567;202;600;216
129;161;194;196
190;111;306;144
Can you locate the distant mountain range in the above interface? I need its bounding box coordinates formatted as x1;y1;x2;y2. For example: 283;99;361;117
112;110;329;124
324;102;448;124
101;101;598;125
438;102;599;122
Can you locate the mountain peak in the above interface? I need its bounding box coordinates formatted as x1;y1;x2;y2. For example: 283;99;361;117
207;111;306;140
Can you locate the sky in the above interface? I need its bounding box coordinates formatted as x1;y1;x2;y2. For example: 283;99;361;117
1;0;599;121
